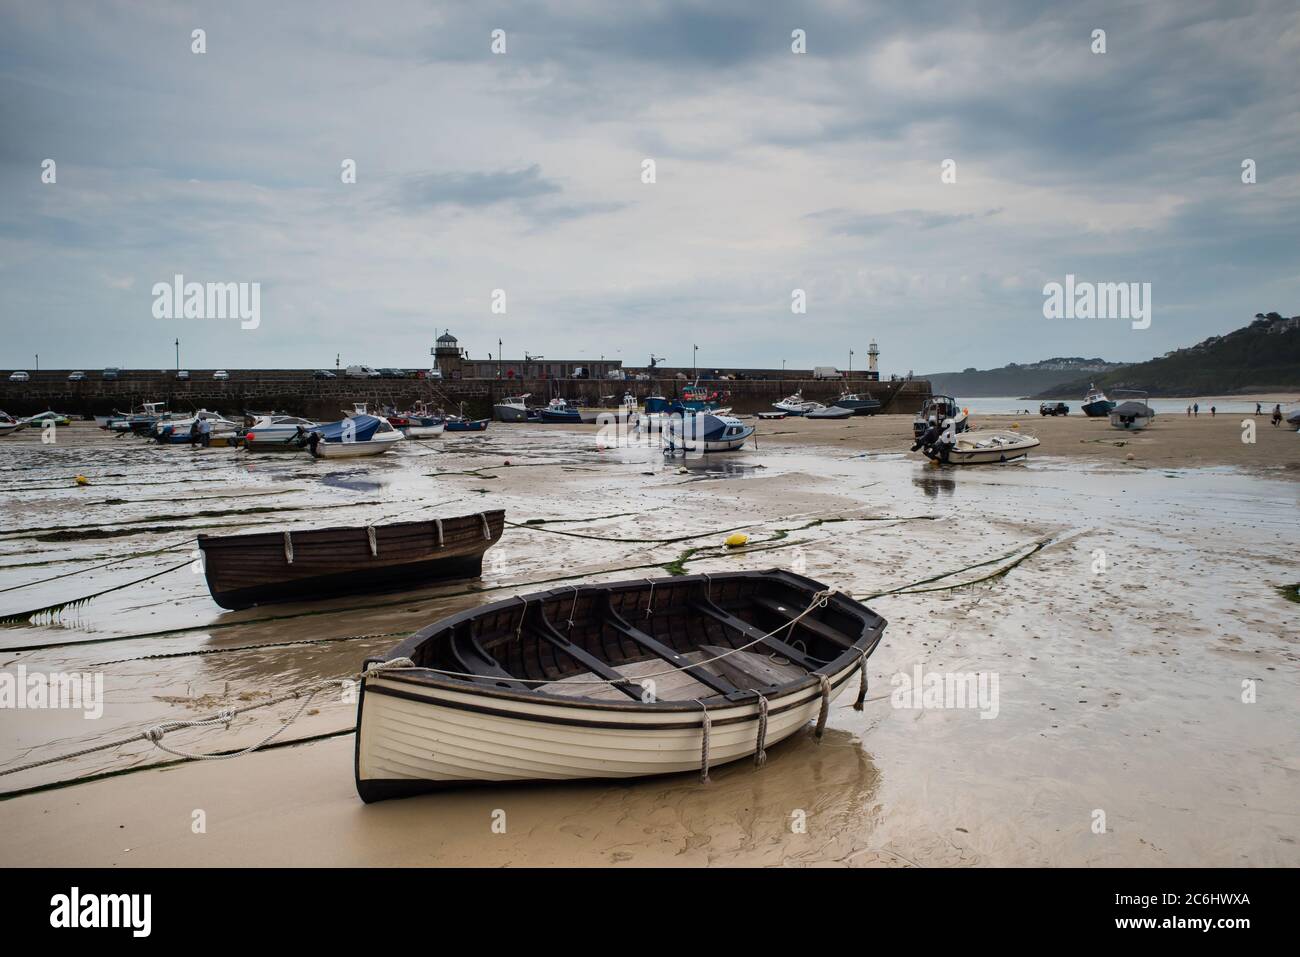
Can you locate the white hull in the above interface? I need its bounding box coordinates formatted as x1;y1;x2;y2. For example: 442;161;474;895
936;430;1040;464
402;423;445;438
1109;417;1153;431
309;433;404;458
357;657;858;791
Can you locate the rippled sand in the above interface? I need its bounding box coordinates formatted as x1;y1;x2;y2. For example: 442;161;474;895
0;417;1296;866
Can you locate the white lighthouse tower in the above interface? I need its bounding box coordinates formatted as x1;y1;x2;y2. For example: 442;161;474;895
867;340;880;381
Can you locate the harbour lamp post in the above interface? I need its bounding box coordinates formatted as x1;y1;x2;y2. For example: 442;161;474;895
693;344;698;379
175;338;180;372
35;354;39;371
498;339;502;379
849;349;854;377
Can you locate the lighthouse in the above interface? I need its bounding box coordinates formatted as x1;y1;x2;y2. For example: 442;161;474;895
867;341;880;381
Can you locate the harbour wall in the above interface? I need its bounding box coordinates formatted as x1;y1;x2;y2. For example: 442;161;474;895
0;370;933;419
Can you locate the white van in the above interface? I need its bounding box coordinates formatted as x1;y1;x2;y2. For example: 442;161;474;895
813;366;842;380
345;365;381;379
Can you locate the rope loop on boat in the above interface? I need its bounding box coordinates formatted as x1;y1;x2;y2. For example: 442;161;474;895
283;530;294;565
814;674;832;739
434;518;444;547
697;700;712;784
566;585;580;631
515;596;528;640
754;695;769;768
852;651;869;711
480;512;492;541
367;526;378;557
644;579;655;619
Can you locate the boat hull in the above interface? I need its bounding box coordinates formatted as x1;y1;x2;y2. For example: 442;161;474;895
1082;399;1116;417
494;404;529;422
833;399;881;415
445;419;490;432
198;510;505;610
308;433;404;457
355;656;860;800
402;423;445;438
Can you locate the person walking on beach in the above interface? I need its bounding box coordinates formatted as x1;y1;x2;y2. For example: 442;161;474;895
189;419;201;447
1210;405;1216;417
1186;404;1192;417
1273;404;1283;427
1256;402;1262;415
1193;403;1199;417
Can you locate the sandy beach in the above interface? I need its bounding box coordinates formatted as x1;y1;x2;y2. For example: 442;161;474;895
0;415;1296;867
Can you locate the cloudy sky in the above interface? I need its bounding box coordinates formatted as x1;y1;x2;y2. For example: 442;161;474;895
2;0;1297;374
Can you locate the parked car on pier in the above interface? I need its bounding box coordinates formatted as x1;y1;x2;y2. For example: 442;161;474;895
344;365;381;379
313;369;336;379
103;367;120;380
213;370;230;381
67;370;87;381
176;370;190;380
9;371;30;382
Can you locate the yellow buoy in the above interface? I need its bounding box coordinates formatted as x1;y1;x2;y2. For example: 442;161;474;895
724;533;749;548
1010;422;1020;430
74;475;89;486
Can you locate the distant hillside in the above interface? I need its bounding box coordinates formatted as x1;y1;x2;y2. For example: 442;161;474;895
1036;313;1300;398
923;357;1125;397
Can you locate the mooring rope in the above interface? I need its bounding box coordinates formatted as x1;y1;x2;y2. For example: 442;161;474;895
0;657;415;778
852;650;870;711
754;695;769;767
697;700;712;784
814;674;832;739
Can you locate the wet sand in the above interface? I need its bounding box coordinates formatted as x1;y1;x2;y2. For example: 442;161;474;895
0;418;1296;866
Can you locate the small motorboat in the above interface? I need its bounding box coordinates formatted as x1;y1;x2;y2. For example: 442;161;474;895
916;428;1040;464
832;392;882;416
912;395;969;439
295;414;404;458
664;412;755;452
1109;399;1155;431
400;416;446;438
0;412;23;437
444;417;490;433
756;411;787;420
154;410;242;444
354;569;886;800
198;509;505;610
806;405;852;420
1081;384;1116;418
244;415;319;452
342;402;370;418
493;394;532;423
20;410;72;428
772;391;820;415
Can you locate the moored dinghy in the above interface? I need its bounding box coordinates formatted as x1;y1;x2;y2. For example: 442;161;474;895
198;509;505;609
295;414;404;457
354;569;885;801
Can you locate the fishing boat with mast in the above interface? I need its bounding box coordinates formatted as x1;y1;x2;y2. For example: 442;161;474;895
772;391;822;415
832;391;882;416
353;569;885;800
1081;384;1117;418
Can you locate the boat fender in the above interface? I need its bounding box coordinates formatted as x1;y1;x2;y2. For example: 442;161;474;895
434;518;444;547
480;513;492;540
283;531;294;565
367;526;378;557
724;532;749;548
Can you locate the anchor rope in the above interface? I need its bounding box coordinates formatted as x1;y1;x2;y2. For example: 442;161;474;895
754;695;769;767
0;658;415;778
697;700;712;784
814;674;832;739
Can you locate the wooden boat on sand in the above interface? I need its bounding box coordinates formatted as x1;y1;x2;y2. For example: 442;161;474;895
198;509;505;610
354;569;885;801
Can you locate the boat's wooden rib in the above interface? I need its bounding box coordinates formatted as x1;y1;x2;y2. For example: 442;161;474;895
602;599;743;699
354;569;887;801
197;509;505;610
689;596;824;671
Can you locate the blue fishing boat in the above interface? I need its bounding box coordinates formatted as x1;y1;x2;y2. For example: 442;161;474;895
1081;384;1116;418
444;417;491;432
664;412;755;453
539;398;583;423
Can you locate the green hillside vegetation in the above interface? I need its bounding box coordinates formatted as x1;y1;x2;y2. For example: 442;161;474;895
924;360;1124;397
1037;313;1300;398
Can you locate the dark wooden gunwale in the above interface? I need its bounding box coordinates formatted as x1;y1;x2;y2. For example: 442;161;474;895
363;569;886;714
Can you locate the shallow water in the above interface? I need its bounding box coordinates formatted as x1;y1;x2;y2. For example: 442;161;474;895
0;422;1296;866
